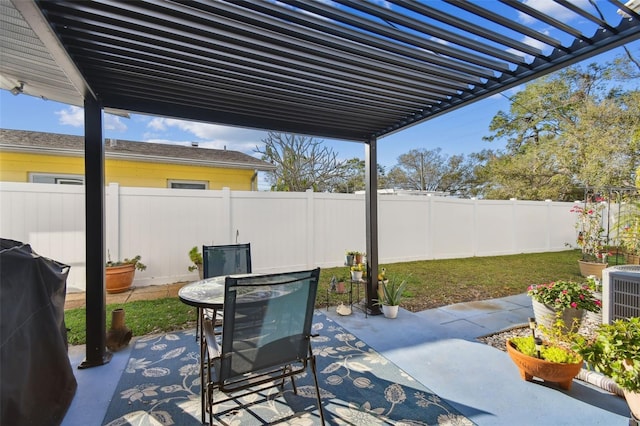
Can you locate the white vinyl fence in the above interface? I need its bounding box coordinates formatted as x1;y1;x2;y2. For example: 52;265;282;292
1;182;578;292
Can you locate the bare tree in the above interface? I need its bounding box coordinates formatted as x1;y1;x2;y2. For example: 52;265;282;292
255;132;349;192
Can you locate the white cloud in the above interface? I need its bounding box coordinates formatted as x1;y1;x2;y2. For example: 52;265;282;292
56;106;84;127
145;117;267;155
105;115;127;132
56;105;127;131
519;0;589;24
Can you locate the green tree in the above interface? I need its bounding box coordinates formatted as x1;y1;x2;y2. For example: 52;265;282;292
481;58;639;200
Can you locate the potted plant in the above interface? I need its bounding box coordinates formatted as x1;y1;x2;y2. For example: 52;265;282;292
619;204;640;264
572;317;640;420
329;275;347;294
105;253;146;294
188;246;203;280
376;276;408;319
350;263;364;281
506;319;583;390
527;280;601;332
570;203;608;278
345;250;357;266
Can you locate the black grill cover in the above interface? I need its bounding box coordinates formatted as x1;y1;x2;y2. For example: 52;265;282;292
1;239;77;426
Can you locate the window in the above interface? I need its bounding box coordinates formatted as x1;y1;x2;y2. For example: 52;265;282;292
168;180;208;190
30;173;84;185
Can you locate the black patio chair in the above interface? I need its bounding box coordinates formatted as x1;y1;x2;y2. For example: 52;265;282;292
202;243;252;279
202;268;325;425
198;243;252;338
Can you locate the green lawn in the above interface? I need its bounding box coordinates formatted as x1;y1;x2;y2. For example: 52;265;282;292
65;250;588;345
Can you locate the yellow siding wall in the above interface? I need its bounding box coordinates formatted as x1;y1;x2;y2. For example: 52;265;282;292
0;151;256;190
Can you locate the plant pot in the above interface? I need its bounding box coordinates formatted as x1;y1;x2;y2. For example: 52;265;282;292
577;260;607;279
345;254;354;266
505;340;583;390
106;263;136;294
355;254;363;264
623;390;640;421
335;281;346;294
531;299;583;332
106;308;132;351
382;305;399;319
351;270;363;281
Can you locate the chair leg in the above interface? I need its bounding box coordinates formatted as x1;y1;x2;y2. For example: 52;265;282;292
310;354;326;426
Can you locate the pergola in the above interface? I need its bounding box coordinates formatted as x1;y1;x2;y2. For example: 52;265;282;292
2;0;639;368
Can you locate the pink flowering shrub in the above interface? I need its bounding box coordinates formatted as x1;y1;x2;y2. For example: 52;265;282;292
527;280;601;312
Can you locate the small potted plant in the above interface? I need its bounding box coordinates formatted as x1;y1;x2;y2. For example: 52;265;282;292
506;317;583;390
345;250;358;266
570;203;608;278
572;317;640;420
188;246;203;280
350;263;364;281
527;280;601;332
105;253;146;294
376;276;408;319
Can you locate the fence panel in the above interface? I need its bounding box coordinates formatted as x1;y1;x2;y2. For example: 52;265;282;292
0;182;578;292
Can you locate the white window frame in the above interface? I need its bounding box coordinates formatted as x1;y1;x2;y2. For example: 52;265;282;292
29;173;84;185
168;179;208;190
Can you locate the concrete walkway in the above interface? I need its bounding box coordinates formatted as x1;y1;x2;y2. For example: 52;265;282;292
324;294;631;426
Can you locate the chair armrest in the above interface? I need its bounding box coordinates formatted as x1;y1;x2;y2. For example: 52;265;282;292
203;318;222;360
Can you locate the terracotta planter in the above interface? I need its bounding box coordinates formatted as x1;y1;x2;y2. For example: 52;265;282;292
382;305;399;319
577;260;607;279
106;263;136;294
623;390;640;421
506;340;583;390
531;299;583;332
335;281;347;294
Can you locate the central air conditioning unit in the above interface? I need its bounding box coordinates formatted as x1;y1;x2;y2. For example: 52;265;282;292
602;265;640;323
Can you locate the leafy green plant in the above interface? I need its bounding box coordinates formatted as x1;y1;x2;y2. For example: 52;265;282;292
105;252;146;271
572;317;640;392
510;336;581;364
377;276;408;306
187;246;203;272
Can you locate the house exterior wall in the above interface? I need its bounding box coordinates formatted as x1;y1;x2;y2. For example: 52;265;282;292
0;151;256;189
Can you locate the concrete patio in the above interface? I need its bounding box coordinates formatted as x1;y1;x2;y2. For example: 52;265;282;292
61;291;631;425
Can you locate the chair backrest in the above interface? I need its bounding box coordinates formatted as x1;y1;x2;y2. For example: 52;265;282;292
219;268;320;384
202;243;251;278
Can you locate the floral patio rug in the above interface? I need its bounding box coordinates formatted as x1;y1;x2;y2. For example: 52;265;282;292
103;311;474;425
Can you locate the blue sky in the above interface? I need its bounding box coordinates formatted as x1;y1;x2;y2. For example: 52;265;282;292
1;1;638;190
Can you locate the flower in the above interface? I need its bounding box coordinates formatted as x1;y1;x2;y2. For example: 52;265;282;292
570;203;607;262
527;280;601;312
350;263;364;272
620;220;640;256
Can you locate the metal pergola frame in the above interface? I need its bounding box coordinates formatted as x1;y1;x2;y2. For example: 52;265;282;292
1;0;639;367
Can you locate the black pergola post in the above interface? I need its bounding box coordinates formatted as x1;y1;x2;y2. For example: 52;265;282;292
365;137;381;316
79;97;112;368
